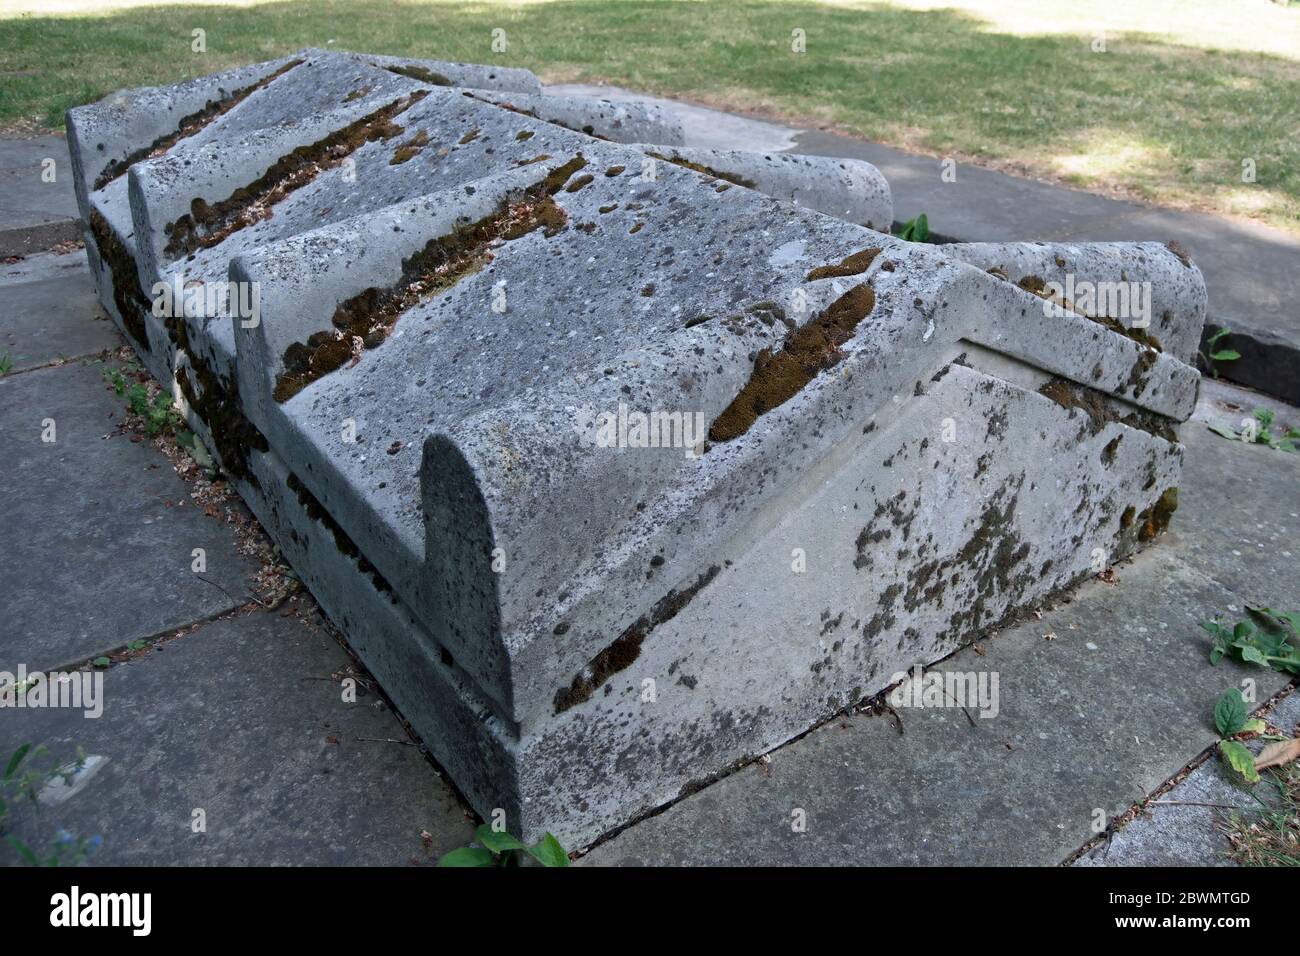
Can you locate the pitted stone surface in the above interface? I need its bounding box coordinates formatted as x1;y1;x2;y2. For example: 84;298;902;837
941;241;1207;366
348;51;543;95
470;90;684;145
69;53;1207;848
637;145;892;231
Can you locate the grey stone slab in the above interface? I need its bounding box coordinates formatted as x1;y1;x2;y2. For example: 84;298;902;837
635;145;892;231
579;549;1290;866
1171;419;1300;608
0;360;258;671
1046;208;1300;406
71;55;1206;847
0;611;474;865
940;240;1206;366
1075;687;1300;867
553;88;1298;404
472;90;684;144
0;135;80;257
546;83;798;152
0;255;118;371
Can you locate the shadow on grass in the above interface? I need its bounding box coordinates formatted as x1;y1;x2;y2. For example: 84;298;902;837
0;0;1295;226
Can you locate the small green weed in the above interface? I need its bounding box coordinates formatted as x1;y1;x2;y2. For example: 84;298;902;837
1208;407;1300;453
437;824;569;867
1201;607;1300;674
1198;327;1241;378
895;213;930;243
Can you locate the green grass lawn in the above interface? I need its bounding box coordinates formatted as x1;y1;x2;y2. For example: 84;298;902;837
2;0;1298;234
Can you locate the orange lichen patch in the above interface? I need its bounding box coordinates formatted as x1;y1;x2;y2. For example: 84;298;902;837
164;90;428;257
343;83;375;103
805;248;880;281
708;284;876;443
389;128;429;165
94;58;303;190
272;155;587;402
1138;487;1179;541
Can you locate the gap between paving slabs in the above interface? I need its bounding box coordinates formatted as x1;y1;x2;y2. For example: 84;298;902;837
0;216;483;861
3;610;476;865
0;356;263;670
0;345;480;863
1073;680;1300;867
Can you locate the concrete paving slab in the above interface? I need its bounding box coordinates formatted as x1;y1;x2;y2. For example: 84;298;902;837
0;360;258;671
0;135;80;257
1075;687;1300;867
0;254;117;372
578;548;1291;866
0;610;474;865
1173;421;1300;608
792;127;1129;242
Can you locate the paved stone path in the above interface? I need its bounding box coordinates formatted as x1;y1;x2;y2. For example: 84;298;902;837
0;251;474;865
2;121;1296;865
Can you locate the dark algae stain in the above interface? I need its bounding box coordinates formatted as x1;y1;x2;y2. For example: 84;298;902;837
1039;377;1122;438
286;472;393;593
89;213;268;484
164;90;429;257
995;271;1163;351
88;209;149;347
553;564;721;714
708;284;876;443
94;58;303;190
1038;377;1177;443
273;155;588;403
1101;434;1122;466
